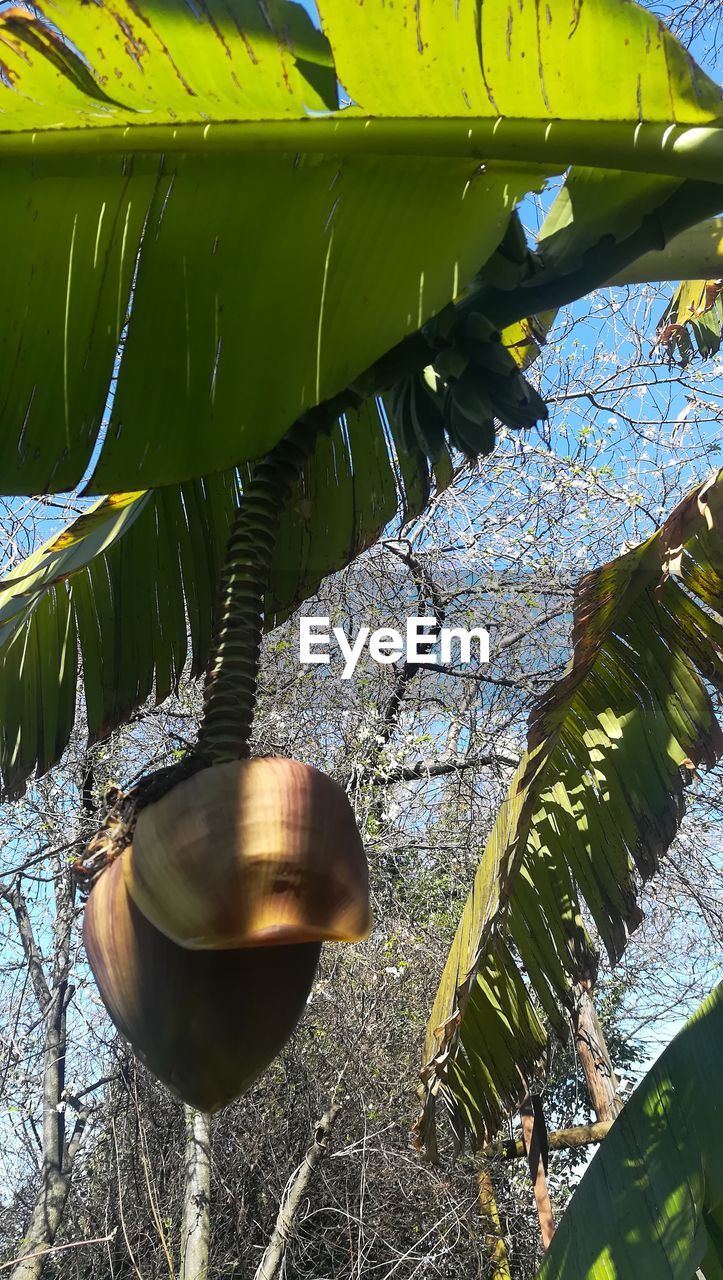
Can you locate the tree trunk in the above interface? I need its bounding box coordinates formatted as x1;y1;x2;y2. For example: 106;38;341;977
477;1168;512;1279
10;1168;73;1280
179;1107;211;1280
4;870;89;1280
253;1103;342;1280
573;991;624;1124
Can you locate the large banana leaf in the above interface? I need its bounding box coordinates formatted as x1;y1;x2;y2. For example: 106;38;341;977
0;0;721;494
0;402;447;795
417;470;723;1153
536;981;723;1280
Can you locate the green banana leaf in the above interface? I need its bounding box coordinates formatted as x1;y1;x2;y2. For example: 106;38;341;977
3;0;722;787
417;471;723;1153
0;0;721;494
536;981;723;1280
0;401;449;795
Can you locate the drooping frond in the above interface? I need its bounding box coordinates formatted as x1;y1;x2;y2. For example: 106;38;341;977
417;471;723;1152
0;404;449;795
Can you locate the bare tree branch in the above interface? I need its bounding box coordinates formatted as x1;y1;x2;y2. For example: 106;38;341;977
253;1104;343;1280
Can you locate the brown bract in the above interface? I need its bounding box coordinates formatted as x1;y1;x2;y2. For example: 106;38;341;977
125;757;371;950
84;853;321;1113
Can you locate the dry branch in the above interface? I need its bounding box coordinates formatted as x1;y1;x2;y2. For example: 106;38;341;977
253;1103;342;1280
483;1120;613;1162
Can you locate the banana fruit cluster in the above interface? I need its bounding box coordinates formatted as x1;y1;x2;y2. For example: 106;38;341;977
392;312;548;464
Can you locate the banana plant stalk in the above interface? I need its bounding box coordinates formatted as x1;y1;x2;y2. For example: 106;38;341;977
197;419;324;766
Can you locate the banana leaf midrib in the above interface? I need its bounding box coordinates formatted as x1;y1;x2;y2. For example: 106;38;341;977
1;116;723;183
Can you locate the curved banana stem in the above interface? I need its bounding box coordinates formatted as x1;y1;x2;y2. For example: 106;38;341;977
196;418;322;764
